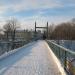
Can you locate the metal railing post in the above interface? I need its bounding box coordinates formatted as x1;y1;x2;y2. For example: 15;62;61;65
64;51;67;70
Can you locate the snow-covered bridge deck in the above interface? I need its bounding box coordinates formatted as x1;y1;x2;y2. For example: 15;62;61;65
0;40;66;75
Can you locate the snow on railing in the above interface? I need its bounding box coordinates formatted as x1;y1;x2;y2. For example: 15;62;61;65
0;41;35;60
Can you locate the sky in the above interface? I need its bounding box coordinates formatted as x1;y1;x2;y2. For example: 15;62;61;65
0;0;75;29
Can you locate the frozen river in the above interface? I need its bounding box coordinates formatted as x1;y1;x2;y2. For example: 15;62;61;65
0;40;66;75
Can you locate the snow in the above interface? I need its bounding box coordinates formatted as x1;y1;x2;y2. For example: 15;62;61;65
0;41;35;60
0;40;65;75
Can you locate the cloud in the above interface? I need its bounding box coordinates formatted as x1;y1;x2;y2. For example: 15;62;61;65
0;13;74;30
60;0;75;7
19;15;74;30
0;0;75;30
2;0;62;12
0;5;7;15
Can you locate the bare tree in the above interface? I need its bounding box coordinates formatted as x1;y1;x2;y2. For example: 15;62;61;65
4;21;12;40
4;18;20;39
0;28;4;40
49;21;75;40
3;18;20;49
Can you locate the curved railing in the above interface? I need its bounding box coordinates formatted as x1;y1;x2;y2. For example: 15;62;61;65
47;40;75;75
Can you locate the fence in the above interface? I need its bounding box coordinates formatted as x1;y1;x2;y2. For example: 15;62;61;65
47;40;75;75
0;40;29;56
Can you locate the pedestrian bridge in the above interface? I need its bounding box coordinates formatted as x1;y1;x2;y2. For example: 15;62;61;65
0;40;74;75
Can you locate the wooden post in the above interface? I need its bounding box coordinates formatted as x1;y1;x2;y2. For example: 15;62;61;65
35;21;36;33
47;22;48;38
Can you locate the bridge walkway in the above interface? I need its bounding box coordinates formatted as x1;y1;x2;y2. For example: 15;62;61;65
0;40;66;75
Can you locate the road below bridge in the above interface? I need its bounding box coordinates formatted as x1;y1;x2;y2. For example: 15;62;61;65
0;40;66;75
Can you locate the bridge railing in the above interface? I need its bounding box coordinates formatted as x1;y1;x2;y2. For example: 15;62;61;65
0;40;31;56
47;40;75;75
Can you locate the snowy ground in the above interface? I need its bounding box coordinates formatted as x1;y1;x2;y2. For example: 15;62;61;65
0;40;63;75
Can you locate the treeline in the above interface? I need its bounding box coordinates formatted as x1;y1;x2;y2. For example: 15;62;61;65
48;19;75;40
0;18;33;41
0;18;75;40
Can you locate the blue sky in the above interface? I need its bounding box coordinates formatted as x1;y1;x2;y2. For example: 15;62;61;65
0;0;75;29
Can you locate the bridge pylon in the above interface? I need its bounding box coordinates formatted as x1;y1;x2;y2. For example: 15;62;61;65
35;22;48;39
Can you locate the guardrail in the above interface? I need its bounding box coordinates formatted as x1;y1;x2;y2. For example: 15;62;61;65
47;40;75;75
0;40;30;56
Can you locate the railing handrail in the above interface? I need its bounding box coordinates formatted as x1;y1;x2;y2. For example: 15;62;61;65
47;40;75;55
